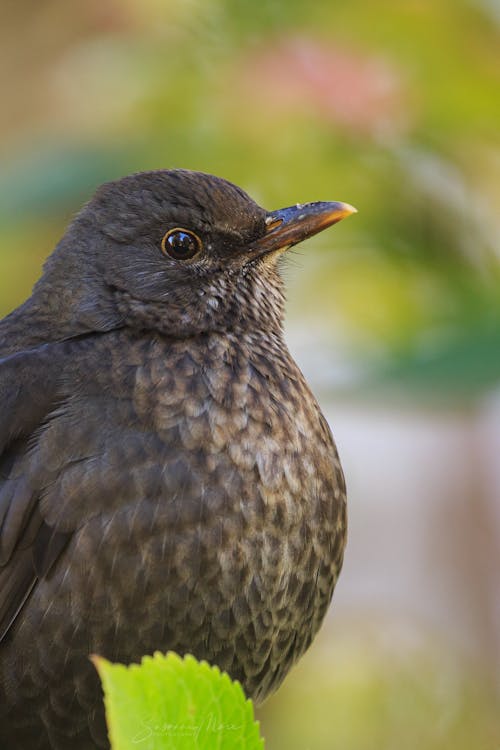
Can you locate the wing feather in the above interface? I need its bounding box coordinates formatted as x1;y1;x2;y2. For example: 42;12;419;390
0;347;66;641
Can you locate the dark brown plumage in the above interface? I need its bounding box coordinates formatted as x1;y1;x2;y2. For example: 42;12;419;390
0;169;354;749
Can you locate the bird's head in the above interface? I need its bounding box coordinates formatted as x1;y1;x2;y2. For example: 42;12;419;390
35;169;356;339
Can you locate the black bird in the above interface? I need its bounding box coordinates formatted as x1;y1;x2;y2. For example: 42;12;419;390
0;169;354;749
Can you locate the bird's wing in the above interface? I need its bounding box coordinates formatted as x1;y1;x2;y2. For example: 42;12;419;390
0;345;61;455
0;345;71;641
0;335;171;642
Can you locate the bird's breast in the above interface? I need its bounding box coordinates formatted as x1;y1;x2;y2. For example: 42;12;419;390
131;331;338;504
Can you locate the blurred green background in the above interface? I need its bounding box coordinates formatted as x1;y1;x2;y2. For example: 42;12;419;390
1;1;499;748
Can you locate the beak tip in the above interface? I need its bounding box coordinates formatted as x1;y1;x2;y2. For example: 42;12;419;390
339;202;358;216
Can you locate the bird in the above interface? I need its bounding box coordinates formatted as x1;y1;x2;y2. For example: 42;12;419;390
0;169;355;749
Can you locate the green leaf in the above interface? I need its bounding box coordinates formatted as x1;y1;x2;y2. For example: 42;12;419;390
93;652;265;750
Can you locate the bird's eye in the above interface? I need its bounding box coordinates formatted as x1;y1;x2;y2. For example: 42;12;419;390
161;228;202;261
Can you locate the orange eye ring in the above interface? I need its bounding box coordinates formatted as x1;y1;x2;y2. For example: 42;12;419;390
161;228;203;261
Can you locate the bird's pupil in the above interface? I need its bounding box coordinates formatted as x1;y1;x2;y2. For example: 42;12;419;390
168;231;195;257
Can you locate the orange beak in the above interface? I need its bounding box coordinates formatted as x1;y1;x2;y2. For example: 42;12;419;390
252;201;357;257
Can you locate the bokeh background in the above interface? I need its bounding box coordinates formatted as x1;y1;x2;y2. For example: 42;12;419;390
1;1;499;748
